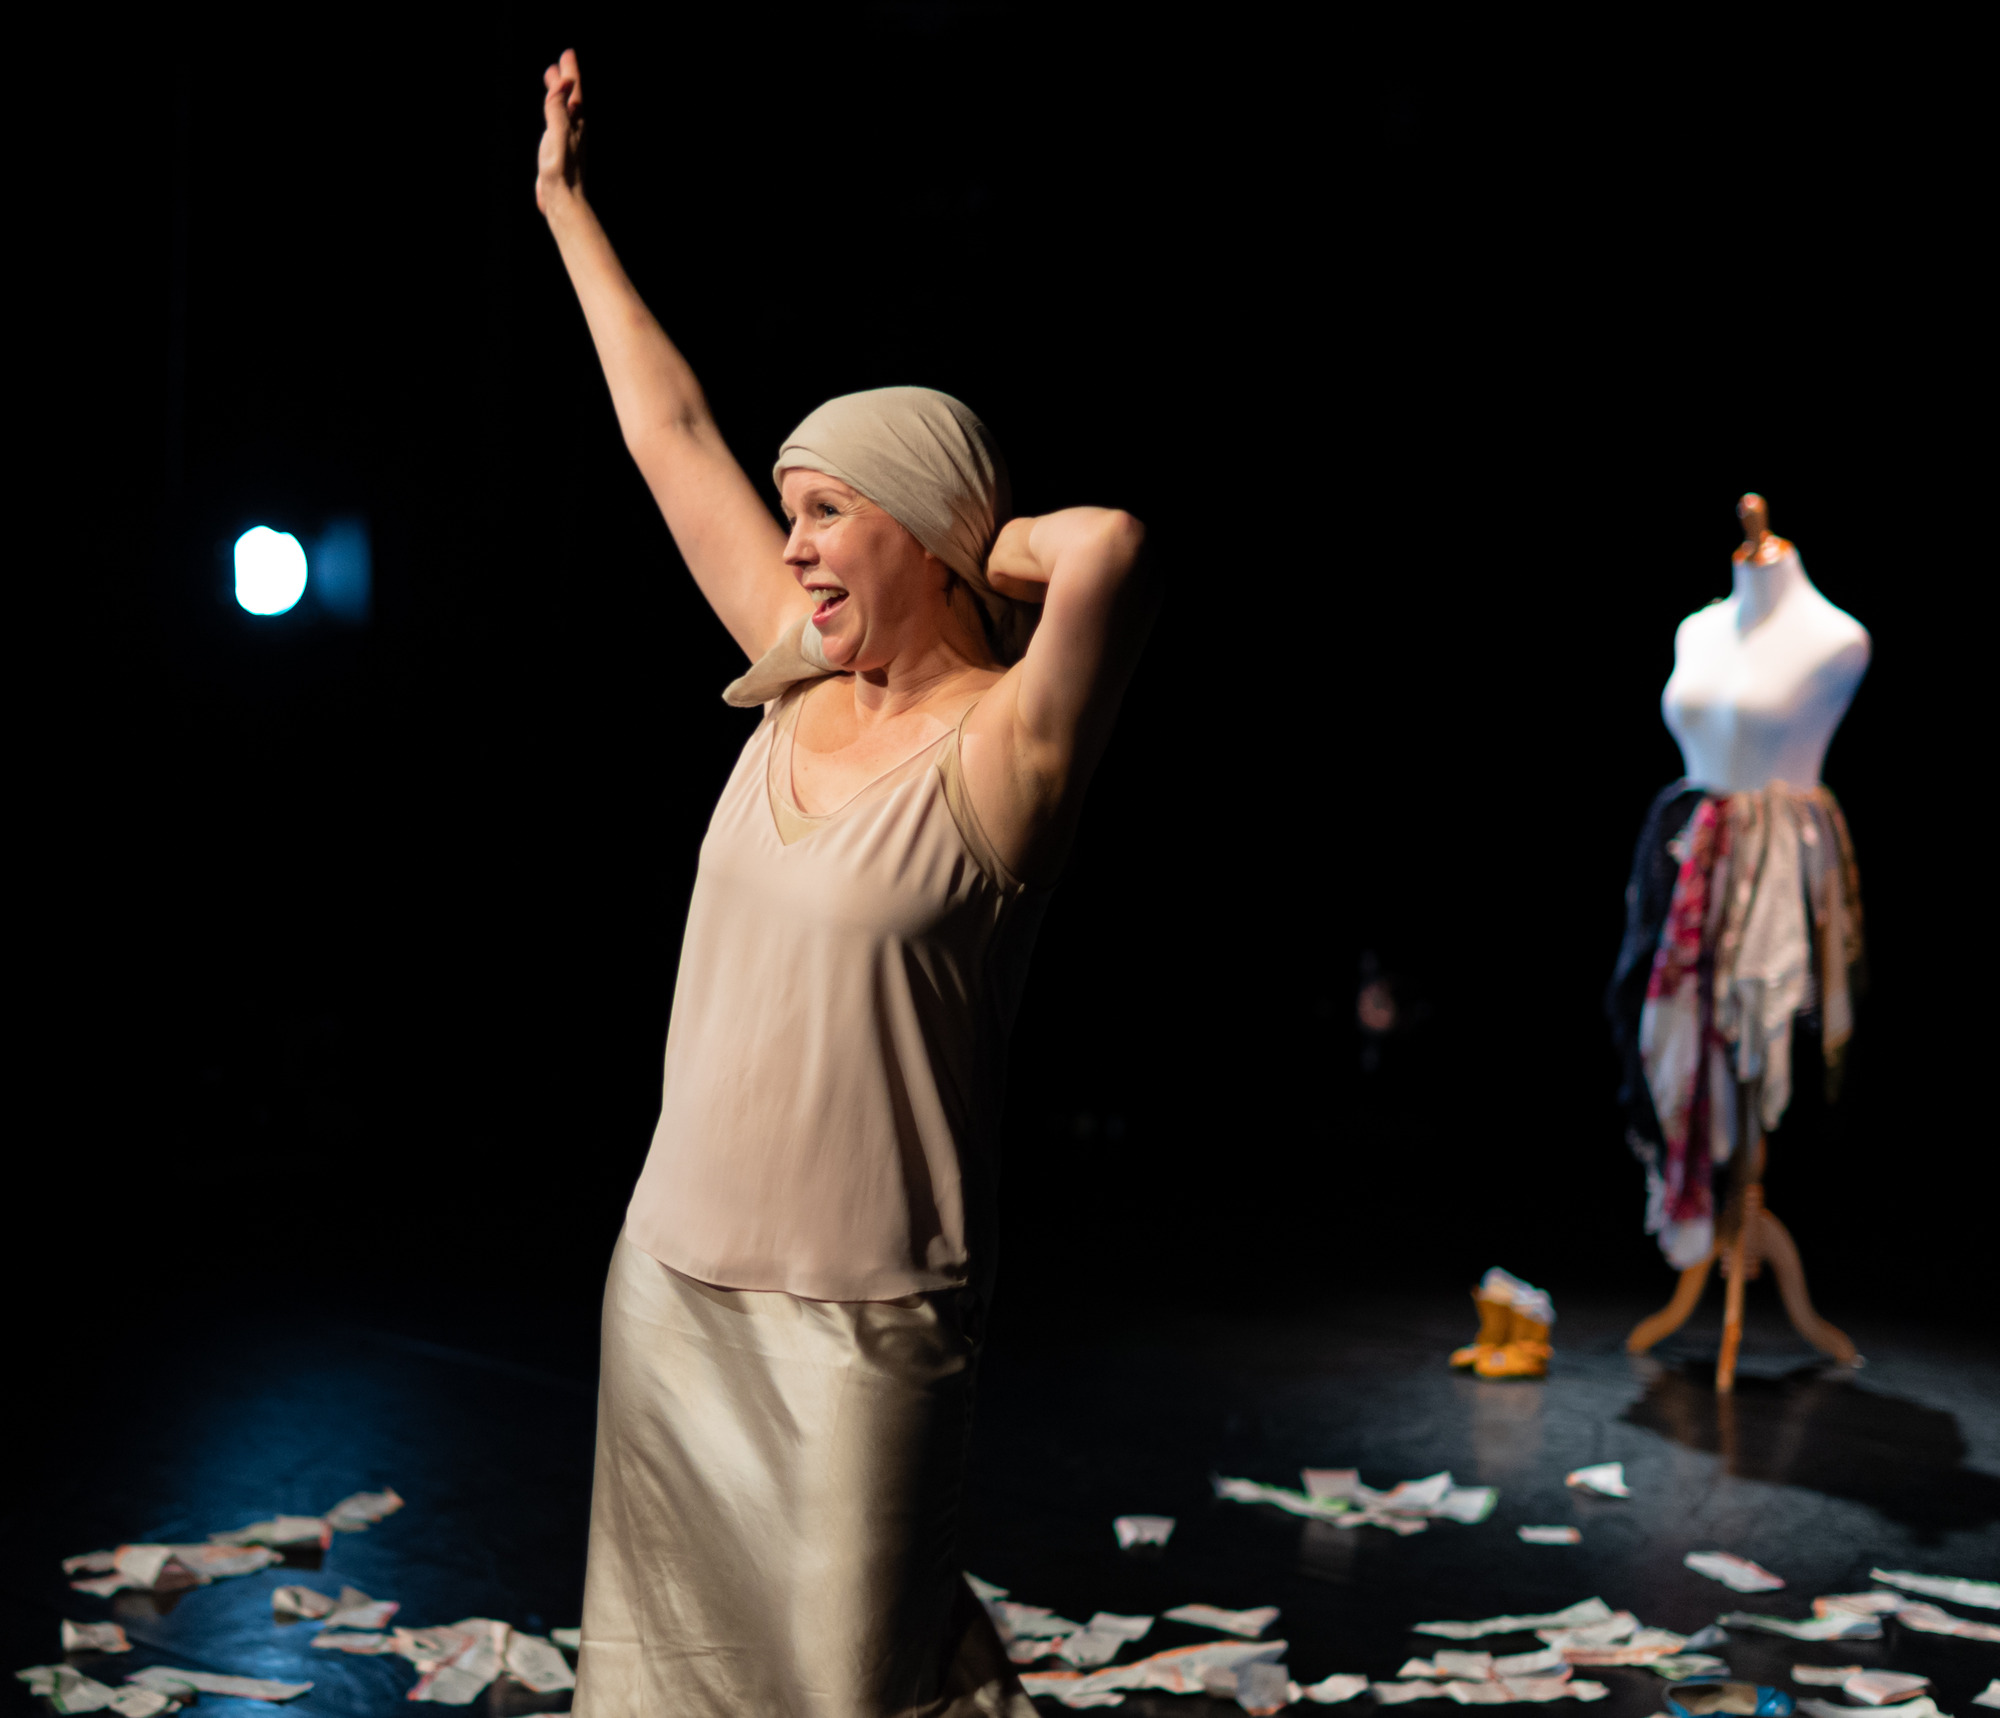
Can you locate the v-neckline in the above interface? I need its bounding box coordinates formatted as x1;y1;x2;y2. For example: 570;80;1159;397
766;688;958;845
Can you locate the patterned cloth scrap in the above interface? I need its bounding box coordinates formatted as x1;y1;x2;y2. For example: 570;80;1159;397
1607;781;1865;1267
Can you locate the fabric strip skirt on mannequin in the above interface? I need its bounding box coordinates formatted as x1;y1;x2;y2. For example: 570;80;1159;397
572;1231;1032;1718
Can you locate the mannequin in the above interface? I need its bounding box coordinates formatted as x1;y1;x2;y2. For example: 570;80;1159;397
1611;496;1870;1384
1662;494;1871;792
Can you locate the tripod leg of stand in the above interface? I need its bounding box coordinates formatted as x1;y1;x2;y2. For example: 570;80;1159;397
1756;1209;1860;1366
1627;1251;1716;1354
1717;1183;1762;1394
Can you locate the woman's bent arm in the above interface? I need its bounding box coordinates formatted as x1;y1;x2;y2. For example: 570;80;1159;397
538;52;803;661
963;508;1156;882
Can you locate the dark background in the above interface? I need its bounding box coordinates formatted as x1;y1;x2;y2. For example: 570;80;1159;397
27;8;1979;1350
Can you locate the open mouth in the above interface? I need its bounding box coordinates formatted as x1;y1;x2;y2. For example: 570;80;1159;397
808;587;849;625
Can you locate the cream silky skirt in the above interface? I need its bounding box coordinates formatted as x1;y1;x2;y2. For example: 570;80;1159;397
572;1232;1033;1718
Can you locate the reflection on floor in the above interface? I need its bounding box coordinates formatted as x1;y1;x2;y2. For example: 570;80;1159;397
6;1286;1994;1715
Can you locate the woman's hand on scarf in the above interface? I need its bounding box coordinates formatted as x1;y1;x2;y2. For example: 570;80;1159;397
536;49;586;217
983;517;1052;602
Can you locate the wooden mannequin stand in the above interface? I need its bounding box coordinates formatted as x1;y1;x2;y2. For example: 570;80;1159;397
1626;984;1860;1391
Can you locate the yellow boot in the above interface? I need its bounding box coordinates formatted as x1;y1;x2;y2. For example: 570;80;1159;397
1450;1291;1513;1368
1475;1307;1553;1379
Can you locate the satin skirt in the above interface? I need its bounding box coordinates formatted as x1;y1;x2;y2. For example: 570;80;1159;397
572;1232;1032;1717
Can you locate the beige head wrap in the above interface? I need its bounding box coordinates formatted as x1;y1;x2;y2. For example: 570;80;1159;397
722;387;1036;706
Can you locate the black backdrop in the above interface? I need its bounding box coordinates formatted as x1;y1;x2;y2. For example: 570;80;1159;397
30;10;1980;1336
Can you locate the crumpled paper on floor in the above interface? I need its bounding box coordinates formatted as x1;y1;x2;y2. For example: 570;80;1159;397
1790;1668;1929;1705
1720;1611;1881;1642
60;1622;130;1655
1538;1612;1687;1666
1163;1603;1280;1638
209;1515;332;1550
1417;1599;1617;1641
16;1664;178;1715
1374;1678;1609;1703
1114;1515;1176;1549
323;1488;404;1531
1020;1639;1288;1708
1685;1552;1785;1592
1867;1570;1999;1610
1564;1464;1630;1499
274;1584;398;1629
1519;1527;1581;1545
1215;1470;1497;1535
1302;1674;1371;1704
1796;1700;1943;1718
1969;1678;2000;1710
66;1543;284;1596
128;1666;312;1702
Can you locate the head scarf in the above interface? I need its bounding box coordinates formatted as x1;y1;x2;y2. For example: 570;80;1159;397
722;387;1037;706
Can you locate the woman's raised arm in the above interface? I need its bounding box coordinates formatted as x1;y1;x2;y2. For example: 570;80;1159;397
537;51;805;661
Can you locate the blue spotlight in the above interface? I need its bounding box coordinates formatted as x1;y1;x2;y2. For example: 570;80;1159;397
311;517;373;623
234;526;309;616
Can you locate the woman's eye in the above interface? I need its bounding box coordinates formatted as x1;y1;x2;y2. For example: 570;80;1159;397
819;504;840;519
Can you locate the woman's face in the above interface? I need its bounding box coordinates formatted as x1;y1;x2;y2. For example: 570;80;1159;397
779;469;947;672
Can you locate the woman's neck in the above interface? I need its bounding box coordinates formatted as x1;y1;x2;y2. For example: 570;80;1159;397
1729;546;1808;629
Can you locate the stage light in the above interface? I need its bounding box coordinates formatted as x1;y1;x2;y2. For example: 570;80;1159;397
311;517;372;623
234;526;308;616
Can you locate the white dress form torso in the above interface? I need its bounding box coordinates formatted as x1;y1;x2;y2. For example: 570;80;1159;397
1661;529;1871;793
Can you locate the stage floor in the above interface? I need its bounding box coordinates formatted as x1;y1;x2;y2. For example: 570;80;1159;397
8;1280;1996;1714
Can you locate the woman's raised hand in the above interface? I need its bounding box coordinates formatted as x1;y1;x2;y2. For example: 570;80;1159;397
536;50;585;216
983;517;1053;603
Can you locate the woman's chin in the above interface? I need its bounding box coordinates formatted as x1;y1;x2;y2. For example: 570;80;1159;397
813;624;860;670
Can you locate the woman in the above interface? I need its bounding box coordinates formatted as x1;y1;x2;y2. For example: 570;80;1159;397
537;48;1154;1716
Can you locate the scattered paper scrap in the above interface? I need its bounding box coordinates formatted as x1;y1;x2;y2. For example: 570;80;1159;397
62;1552;118;1575
407;1617;509;1704
325;1591;398;1630
504;1633;576;1694
1417;1600;1617;1641
1375;1678;1609;1703
1215;1470;1497;1534
966;1573;1009;1601
1564;1464;1629;1499
993;1600;1085;1640
1536;1612;1687;1666
1685;1552;1785;1593
1114;1515;1176;1549
1791;1666;1865;1687
324;1488;404;1532
1683;1627;1730;1650
1797;1701;1943;1718
1720;1612;1882;1642
129;1666;313;1702
209;1515;332;1550
1649;1656;1729;1680
60;1621;131;1655
1163;1602;1279;1638
1520;1527;1582;1545
1895;1602;2000;1643
551;1627;581;1651
1970;1680;2000;1710
1303;1674;1371;1703
1214;1475;1352;1522
68;1542;285;1596
1069;1613;1151;1644
273;1585;337;1620
1817;1594;1906;1617
1847;1674;1934;1706
1020;1639;1287;1707
313;1631;396;1654
1869;1569;2000;1611
18;1665;177;1715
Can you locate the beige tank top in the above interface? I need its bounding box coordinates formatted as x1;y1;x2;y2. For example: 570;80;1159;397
624;683;1049;1301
